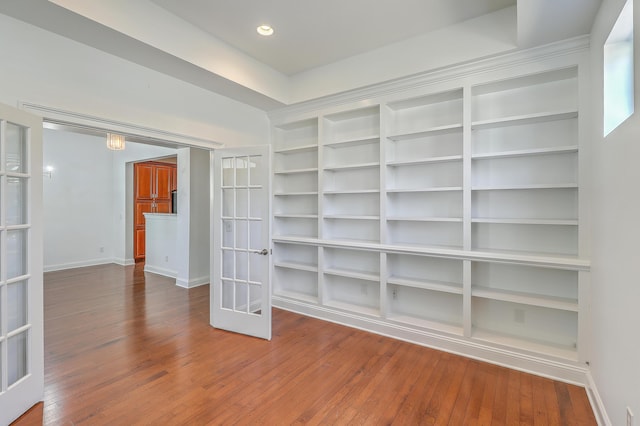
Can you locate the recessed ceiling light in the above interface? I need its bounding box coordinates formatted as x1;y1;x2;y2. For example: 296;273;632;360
257;25;274;36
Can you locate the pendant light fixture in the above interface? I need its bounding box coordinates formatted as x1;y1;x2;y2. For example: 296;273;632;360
106;133;126;150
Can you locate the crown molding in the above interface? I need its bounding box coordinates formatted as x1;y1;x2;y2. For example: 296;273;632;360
268;35;590;124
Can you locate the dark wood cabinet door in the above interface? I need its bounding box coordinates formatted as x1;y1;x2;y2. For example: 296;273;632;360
155;166;172;201
135;201;154;227
155;201;171;214
135;163;154;199
134;229;146;260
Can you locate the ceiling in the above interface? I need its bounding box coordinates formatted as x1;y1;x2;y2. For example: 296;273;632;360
0;0;601;110
150;0;516;75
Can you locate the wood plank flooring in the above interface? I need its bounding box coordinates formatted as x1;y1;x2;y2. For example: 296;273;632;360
13;263;596;425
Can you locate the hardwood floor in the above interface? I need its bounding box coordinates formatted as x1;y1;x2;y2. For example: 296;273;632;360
13;264;596;425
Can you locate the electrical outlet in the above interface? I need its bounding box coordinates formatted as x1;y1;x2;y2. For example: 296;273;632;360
165;256;169;262
627;407;634;426
514;309;525;324
99;247;104;253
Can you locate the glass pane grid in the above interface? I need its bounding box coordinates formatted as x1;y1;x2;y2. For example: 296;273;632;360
7;281;27;332
6;122;29;174
1;118;32;393
8;331;28;387
219;154;264;317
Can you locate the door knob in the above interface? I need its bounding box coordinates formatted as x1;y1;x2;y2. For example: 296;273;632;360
252;248;269;256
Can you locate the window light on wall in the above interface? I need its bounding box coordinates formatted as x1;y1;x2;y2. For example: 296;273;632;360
604;0;634;136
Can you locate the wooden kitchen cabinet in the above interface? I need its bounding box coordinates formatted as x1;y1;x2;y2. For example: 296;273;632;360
134;161;177;261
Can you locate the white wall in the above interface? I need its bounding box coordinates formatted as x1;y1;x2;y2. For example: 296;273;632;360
0;13;269;148
176;147;211;288
589;1;640;424
43;128;176;270
143;214;177;278
188;148;211;284
42;130;114;270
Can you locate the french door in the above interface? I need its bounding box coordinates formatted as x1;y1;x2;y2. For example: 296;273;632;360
0;103;44;424
211;146;271;340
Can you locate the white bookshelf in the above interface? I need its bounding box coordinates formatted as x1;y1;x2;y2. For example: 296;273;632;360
273;118;319;239
470;68;579;260
387;286;464;335
270;62;588;368
321;107;381;244
272;242;319;303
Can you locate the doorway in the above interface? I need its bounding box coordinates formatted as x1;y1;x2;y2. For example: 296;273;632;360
133;158;177;263
42;128;179;272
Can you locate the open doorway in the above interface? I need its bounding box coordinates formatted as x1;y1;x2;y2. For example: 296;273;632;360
41;124;212;290
42;127;179;272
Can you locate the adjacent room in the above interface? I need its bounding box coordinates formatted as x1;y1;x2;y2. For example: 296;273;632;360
0;1;638;425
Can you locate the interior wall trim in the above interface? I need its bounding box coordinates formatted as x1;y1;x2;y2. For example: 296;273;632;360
17;101;224;148
113;257;135;267
176;275;210;289
144;264;178;279
43;258;114;273
268;35;590;124
585;371;612;426
274;297;590;386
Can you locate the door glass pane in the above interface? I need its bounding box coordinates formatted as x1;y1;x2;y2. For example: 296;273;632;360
249;155;262;187
6;122;27;173
236;252;248;281
235;220;248;249
222;220;234;248
249;221;262;251
7;229;27;279
222;250;234;279
236;189;248;218
8;332;28;387
249;284;262;315
222;280;233;310
222;158;234;187
249;189;262;218
235;282;248;312
235;157;249;186
222;189;234;217
6;176;27;226
8;281;28;332
249;255;262;283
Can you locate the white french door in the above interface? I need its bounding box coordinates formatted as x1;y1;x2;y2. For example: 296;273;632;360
0;103;44;424
211;146;271;340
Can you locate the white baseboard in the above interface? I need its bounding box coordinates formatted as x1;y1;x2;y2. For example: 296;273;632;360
144;264;177;278
44;258;114;272
585;371;611;426
113;257;135;266
176;275;209;288
273;296;590;386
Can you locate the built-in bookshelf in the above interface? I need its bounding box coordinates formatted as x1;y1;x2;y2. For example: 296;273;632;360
273;118;319;239
322;107;381;244
270;55;589;381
